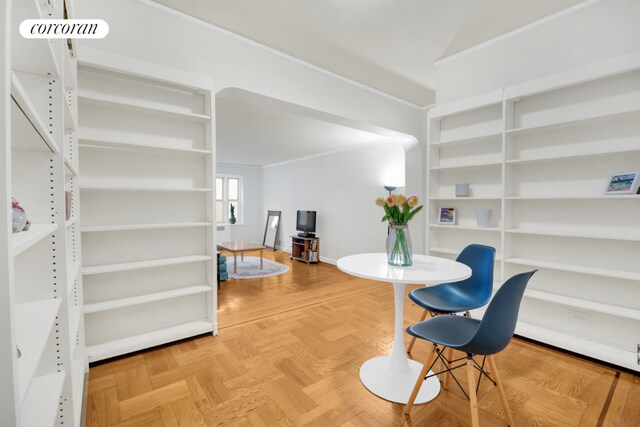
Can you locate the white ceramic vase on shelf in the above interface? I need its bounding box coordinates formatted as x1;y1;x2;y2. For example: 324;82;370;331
475;209;492;228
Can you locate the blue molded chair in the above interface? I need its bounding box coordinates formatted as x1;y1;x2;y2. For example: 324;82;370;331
403;271;537;426
406;244;496;386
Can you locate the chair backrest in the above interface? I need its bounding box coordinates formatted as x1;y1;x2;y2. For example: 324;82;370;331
452;244;496;306
463;270;537;356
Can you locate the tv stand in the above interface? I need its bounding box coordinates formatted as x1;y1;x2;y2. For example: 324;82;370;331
290;235;320;264
297;232;315;238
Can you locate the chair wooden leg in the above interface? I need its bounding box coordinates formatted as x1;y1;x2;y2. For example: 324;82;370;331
442;347;454;390
404;344;438;414
406;309;429;354
487;355;514;426
466;357;480;427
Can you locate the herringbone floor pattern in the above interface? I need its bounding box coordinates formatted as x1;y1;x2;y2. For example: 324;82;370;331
86;251;640;426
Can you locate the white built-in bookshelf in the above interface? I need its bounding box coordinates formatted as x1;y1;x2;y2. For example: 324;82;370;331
76;49;217;363
427;51;640;372
0;0;86;425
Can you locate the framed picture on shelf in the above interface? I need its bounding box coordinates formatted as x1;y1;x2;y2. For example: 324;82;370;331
603;172;640;195
437;207;456;225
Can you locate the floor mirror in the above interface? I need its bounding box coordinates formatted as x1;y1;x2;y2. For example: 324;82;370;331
263;210;281;250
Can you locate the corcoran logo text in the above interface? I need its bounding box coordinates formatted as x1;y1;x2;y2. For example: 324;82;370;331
20;19;109;39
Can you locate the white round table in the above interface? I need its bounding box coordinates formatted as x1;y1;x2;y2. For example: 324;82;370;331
337;253;472;404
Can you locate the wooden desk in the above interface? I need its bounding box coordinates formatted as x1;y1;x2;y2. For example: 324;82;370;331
217;241;266;274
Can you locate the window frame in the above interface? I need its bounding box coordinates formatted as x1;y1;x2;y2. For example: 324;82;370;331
215;174;243;225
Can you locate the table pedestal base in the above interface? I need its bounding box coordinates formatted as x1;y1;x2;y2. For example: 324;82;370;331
359;356;441;404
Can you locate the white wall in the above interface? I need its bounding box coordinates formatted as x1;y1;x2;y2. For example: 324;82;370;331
216;164;264;244
262;141;415;263
436;0;640;103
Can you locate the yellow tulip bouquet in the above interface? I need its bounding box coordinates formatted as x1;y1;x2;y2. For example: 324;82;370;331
375;194;422;266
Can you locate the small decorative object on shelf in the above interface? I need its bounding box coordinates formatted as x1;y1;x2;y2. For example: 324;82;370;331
455;183;470;197
437;207;456;225
11;197;30;233
603;171;640;195
476;208;492;228
376;194;423;267
229;204;237;224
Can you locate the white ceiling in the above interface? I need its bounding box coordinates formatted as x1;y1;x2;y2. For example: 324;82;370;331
216;90;388;167
152;0;585;106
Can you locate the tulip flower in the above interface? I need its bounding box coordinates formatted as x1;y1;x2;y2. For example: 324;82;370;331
386;196;395;207
377;193;423;225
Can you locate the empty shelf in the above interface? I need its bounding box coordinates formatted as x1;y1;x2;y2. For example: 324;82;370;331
81;222;212;233
78;92;211;123
84;285;213;313
505;257;640;281
86;319;213;362
20;371;65;426
506;107;640;136
430;196;502;201
506;147;640;165
430;160;502;171
15;298;62;402
430;131;502;147
79;137;211;156
11;74;60;153
79;184;212;192
430;246;503;261
505;228;640;242
82;255;213;276
430;224;501;232
12;223;58;256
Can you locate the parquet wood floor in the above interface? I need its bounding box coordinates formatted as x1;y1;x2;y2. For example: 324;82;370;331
86;251;640;426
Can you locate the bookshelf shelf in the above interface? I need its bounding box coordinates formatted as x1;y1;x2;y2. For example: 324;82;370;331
430;224;501;232
83;255;213;276
430;160;502;171
86;319;212;363
430;130;501;147
79;136;211;156
84;285;212;314
78;92;211;123
81;222;212;233
12;224;58;256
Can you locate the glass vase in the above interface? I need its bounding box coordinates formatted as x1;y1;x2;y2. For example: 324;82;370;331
387;223;412;267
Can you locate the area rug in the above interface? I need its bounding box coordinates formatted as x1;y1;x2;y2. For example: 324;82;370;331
227;256;289;279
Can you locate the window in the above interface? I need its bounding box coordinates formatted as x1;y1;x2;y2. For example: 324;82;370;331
216;175;242;224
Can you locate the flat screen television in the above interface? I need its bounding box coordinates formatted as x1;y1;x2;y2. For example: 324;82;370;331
296;210;316;237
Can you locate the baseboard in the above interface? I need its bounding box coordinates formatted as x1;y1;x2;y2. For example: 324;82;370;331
275;244;289;252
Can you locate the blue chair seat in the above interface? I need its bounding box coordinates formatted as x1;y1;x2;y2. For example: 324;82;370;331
409;285;489;314
407;315;480;349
